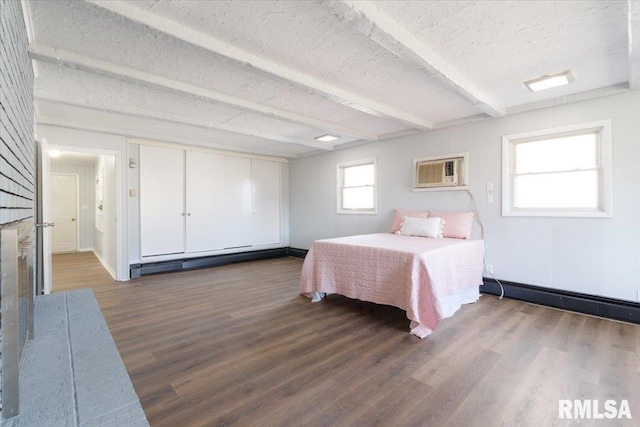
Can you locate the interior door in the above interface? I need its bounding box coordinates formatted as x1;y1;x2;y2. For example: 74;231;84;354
224;156;253;248
36;139;53;294
185;151;226;253
50;173;78;253
251;160;281;246
140;145;185;257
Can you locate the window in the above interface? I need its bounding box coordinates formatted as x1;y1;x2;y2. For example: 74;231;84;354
337;158;377;214
502;120;612;217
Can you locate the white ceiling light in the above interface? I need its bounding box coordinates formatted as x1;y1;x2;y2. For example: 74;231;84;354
524;70;574;92
48;149;62;157
315;134;339;142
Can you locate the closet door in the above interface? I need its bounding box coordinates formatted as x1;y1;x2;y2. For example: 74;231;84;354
140;145;185;256
251;160;281;246
224;156;253;248
185;151;226;253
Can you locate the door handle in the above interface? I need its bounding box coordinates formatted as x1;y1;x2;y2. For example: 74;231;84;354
35;223;55;228
71;218;76;222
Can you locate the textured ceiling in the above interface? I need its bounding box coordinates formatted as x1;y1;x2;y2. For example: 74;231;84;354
25;0;639;158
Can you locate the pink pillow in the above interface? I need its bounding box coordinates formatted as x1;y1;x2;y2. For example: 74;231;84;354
428;211;474;239
391;208;429;233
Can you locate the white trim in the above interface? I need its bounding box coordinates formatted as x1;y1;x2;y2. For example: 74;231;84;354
92;249;116;280
336;157;378;215
502;120;613;218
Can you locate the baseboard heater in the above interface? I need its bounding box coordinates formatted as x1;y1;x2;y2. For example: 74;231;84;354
130;247;289;277
481;278;640;325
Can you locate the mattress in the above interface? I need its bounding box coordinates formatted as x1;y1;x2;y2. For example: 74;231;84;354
300;233;484;338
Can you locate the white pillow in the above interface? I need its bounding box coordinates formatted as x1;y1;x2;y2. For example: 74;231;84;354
396;216;444;238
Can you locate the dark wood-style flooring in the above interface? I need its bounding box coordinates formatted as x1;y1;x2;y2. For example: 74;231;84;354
52;252;640;426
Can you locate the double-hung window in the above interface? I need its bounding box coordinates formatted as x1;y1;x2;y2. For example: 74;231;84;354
337;158;377;214
502;120;612;217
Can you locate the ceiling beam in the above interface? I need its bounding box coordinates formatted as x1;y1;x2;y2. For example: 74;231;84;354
629;0;640;89
34;91;333;151
28;44;372;143
86;0;433;130
328;0;505;118
36;118;298;159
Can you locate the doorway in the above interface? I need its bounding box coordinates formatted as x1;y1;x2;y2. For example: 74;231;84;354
44;148;120;293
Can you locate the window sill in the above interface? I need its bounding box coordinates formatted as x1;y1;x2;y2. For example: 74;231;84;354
337;210;378;215
502;209;612;218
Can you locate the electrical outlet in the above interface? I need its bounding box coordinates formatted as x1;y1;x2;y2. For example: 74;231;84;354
486;264;493;275
486;194;494;204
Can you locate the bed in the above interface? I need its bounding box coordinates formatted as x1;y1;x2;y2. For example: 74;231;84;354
299;233;484;338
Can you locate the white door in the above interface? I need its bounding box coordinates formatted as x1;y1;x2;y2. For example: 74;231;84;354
185;151;226;253
140;145;185;257
251;160;281;246
51;174;78;253
40;139;53;294
224;156;253;248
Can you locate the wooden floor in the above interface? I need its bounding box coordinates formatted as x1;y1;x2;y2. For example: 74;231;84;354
52;252;640;426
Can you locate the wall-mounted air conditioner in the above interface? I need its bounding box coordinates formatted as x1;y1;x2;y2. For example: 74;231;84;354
413;152;468;191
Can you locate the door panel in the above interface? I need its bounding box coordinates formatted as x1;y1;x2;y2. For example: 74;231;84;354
251;160;281;246
185;151;226;253
51;174;77;253
224;156;253;248
140;145;185;256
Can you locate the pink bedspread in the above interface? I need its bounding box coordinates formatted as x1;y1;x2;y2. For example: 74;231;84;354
300;233;484;338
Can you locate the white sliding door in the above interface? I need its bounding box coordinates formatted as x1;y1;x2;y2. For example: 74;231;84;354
224;156;253;249
185;151;226;253
140;145;185;256
251;160;281;246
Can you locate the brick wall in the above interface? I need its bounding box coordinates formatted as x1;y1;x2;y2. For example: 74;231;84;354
0;0;35;226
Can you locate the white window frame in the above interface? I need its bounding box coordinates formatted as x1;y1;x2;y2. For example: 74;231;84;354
336;157;377;215
502;120;612;218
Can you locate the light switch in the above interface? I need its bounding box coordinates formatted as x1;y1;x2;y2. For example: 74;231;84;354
486;181;493;191
129;189;136;197
487;194;494;204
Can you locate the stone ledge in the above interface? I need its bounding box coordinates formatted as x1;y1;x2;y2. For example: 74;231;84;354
2;289;148;427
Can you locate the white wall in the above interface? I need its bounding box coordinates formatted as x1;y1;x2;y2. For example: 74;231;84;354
93;154;117;277
36;125;129;280
289;90;640;302
127;143;140;264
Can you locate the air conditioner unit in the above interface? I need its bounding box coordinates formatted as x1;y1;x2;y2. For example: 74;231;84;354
413;153;467;190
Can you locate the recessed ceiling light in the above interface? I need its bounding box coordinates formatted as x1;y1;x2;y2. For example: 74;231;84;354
315;134;339;142
524;70;573;92
48;149;62;157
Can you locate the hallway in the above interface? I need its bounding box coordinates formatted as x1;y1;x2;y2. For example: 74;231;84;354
52;251;115;293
